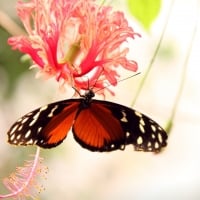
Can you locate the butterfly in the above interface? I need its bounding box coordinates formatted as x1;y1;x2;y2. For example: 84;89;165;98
7;89;167;152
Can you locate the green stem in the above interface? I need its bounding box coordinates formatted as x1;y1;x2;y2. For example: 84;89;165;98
131;0;175;107
165;0;199;133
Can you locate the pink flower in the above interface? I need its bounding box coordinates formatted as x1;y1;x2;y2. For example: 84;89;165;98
8;0;141;94
0;148;48;199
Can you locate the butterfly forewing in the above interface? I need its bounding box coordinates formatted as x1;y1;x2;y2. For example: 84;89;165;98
7;100;80;148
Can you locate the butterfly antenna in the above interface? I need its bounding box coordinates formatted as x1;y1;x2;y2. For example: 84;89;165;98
94;72;141;93
72;86;83;97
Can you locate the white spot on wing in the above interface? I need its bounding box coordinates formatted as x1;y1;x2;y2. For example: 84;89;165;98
135;111;142;117
147;141;152;147
16;134;21;140
16;118;23;122
111;144;115;148
12;140;17;144
137;136;143;145
151;124;156;132
120;111;128;123
17;125;23;131
139;124;145;133
37;127;42;134
154;142;159;149
9;124;19;135
26;112;33;116
126;132;130;138
40;105;48;111
48;105;58;118
139;118;145;126
29;111;40;126
9;134;16;141
25;130;31;138
26;139;34;145
158;132;163;143
21;117;29;124
39;139;44;144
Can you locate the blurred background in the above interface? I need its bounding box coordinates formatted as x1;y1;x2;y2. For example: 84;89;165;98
0;0;200;199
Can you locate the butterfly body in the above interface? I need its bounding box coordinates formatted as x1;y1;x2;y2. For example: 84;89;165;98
7;90;167;153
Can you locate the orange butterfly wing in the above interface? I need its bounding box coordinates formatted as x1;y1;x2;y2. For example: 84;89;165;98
7;100;80;148
42;101;79;147
73;101;125;151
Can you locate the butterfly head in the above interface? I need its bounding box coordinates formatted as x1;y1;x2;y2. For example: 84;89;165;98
80;89;95;107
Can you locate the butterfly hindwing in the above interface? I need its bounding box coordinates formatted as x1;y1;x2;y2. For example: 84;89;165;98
7;100;80;148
